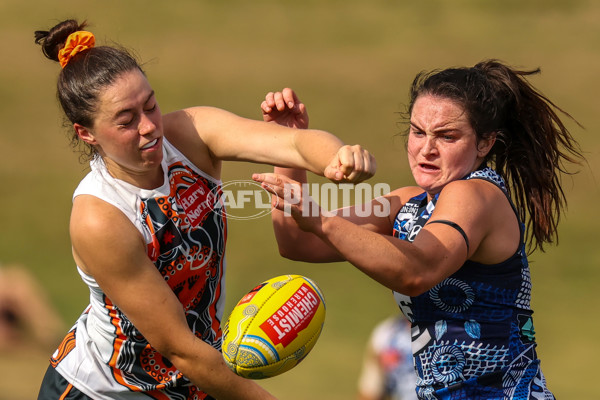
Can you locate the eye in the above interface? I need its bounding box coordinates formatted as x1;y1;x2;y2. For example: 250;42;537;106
145;103;157;113
118;117;134;127
410;127;424;136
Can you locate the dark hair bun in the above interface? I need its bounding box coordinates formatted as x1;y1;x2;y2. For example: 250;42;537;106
34;19;88;62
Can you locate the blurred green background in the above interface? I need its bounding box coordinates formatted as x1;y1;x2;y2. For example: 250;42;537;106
1;0;598;398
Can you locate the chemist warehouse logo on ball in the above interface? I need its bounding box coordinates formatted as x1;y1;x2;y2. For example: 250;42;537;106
260;283;320;347
209;180;391;220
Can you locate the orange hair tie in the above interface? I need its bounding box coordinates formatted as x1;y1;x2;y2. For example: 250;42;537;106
58;31;96;68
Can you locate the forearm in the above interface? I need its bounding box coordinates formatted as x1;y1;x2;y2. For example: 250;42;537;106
121;304;276;399
259;169;390;263
312;214;427;296
292;129;343;175
168;337;277;400
270;167;345;262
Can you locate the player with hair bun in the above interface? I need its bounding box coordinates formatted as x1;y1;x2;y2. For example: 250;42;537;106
255;60;584;399
34;19;375;400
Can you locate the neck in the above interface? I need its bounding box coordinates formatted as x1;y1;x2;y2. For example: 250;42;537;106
101;158;164;189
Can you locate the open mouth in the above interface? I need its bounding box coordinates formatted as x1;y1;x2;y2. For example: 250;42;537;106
419;163;439;171
141;138;159;150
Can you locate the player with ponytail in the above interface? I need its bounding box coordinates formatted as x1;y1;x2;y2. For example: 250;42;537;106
256;59;583;399
34;19;375;400
407;60;583;251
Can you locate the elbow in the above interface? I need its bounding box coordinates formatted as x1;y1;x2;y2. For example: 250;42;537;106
388;249;444;296
150;337;186;366
273;227;310;261
145;325;197;372
277;242;305;261
278;245;293;259
391;274;432;297
401;285;429;298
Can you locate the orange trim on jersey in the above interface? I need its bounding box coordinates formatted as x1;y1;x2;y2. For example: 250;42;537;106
58;383;74;400
50;329;76;368
104;298;182;393
143;389;173;400
103;297;140;391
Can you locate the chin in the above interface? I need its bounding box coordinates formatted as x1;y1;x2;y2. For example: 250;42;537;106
415;180;443;196
141;155;163;170
414;176;435;190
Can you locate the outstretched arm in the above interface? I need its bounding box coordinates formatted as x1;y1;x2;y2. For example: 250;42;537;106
162;89;375;183
257;176;516;296
253;172;397;262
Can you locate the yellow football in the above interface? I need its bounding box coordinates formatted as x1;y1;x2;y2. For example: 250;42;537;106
222;274;326;379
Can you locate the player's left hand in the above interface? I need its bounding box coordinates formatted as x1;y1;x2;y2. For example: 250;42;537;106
261;88;309;129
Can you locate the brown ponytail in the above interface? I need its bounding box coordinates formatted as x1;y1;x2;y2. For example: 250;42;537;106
34;19;87;62
35;19;143;162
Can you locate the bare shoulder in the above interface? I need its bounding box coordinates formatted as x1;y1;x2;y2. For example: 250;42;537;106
70;195;134;236
162;107;222;177
433;179;510;226
70;195;145;275
435;178;520;263
438;178;507;208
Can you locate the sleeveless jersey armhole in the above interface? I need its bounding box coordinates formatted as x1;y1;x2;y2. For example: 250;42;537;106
467;176;525;246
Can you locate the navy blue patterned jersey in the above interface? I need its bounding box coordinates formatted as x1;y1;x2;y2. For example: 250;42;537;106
392;167;555;399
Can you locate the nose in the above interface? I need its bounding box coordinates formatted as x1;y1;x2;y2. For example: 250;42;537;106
420;135;438;157
139;113;157;136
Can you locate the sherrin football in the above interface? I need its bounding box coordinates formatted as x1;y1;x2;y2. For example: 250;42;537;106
222;274;326;379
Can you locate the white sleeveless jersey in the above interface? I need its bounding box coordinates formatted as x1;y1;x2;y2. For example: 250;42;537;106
52;139;227;399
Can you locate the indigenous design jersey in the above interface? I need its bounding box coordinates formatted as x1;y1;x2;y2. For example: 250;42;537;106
392;167;554;400
51;139;227;400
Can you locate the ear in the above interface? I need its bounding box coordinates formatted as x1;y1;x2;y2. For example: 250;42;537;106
477;132;497;157
74;123;97;146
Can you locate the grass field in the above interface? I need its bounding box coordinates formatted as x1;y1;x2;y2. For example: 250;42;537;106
1;0;599;398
